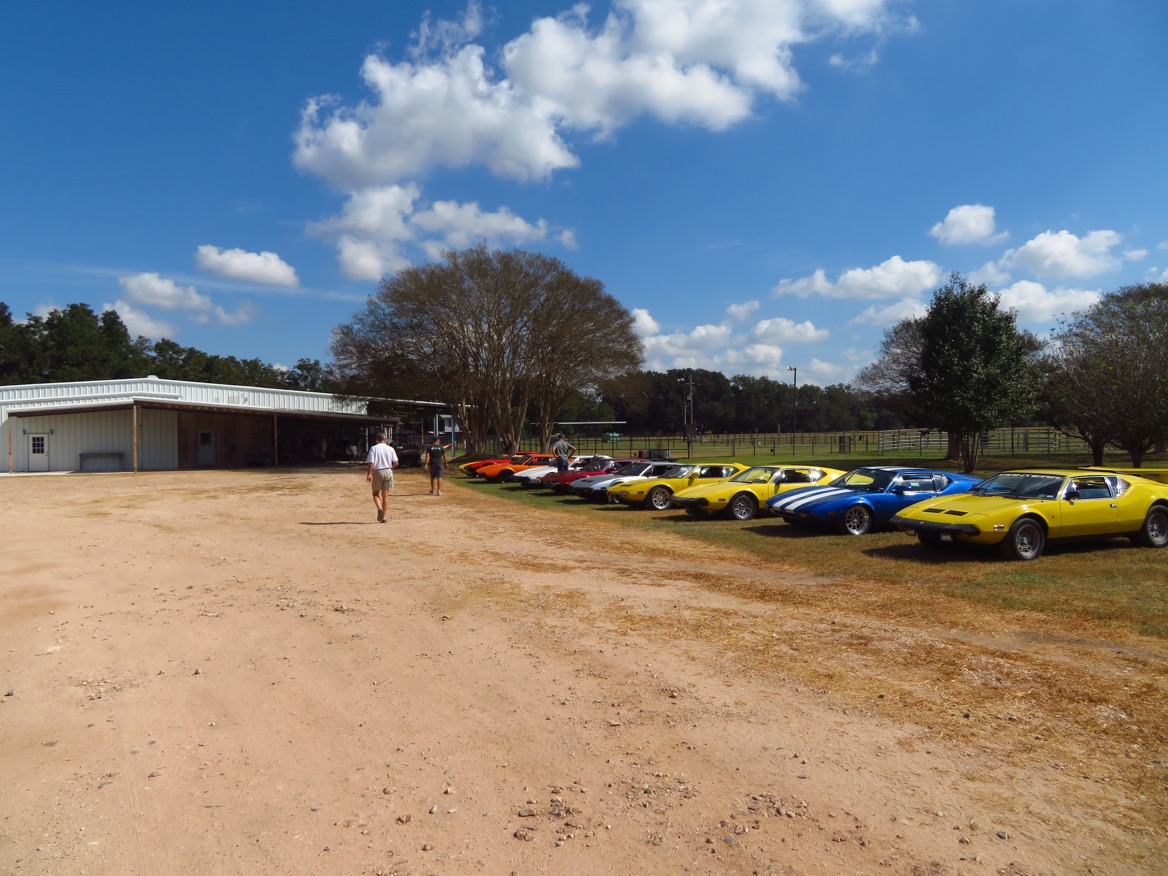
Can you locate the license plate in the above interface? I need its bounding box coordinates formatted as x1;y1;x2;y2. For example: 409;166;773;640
940;533;953;542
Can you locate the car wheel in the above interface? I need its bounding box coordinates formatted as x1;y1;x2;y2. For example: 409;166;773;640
498;470;515;482
647;486;672;511
999;517;1045;561
917;531;944;549
840;504;872;536
1135;505;1168;548
726;493;757;521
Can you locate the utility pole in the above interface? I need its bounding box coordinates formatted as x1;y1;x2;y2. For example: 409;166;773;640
787;365;797;454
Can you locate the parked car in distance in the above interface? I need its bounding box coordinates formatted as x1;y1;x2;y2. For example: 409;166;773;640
514;455;610;488
608;462;749;510
890;469;1168;560
459;453;530;478
475;453;558;482
571;461;680;501
765;466;982;535
542;458;631;492
670;465;846;520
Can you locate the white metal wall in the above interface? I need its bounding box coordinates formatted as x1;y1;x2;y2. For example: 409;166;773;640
3;408;178;472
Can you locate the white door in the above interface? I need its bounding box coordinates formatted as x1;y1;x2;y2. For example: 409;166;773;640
28;433;49;472
197;430;216;466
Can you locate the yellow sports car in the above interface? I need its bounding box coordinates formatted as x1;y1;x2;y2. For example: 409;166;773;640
607;462;748;510
669;464;845;521
890;469;1168;560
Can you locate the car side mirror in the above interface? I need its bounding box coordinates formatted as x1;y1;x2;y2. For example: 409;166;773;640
890;484;905;494
1066;488;1080;501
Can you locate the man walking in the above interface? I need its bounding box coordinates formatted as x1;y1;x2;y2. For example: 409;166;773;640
366;432;399;523
425;436;448;495
552;432;576;472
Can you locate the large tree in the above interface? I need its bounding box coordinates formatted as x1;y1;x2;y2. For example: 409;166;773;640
909;275;1040;472
329;245;643;454
1045;282;1168;466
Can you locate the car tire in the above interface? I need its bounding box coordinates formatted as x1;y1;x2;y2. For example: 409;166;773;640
840;504;873;536
646;486;672;511
999;517;1045;561
726;493;757;521
498;469;515;482
917;531;944;549
1134;505;1168;548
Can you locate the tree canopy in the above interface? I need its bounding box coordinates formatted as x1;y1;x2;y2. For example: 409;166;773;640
0;301;333;392
908;275;1041;472
1044;282;1168;466
329;245;643;453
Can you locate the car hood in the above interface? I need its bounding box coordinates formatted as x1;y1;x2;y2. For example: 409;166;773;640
766;485;868;512
896;493;1043;520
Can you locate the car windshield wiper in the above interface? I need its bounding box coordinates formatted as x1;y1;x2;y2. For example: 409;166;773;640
974;486;1018;497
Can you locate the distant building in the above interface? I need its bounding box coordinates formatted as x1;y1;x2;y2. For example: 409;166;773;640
1;375;404;473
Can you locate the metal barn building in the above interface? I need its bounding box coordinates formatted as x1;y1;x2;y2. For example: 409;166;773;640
1;376;399;474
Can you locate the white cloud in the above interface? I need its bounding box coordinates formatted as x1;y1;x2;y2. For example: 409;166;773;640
103;301;175;339
195;245;299;287
294;1;906;188
748;316;829;343
968;259;1011;287
992;281;1099;325
412;200;548;258
775;255;941;300
293;48;577;188
1125;248;1148;261
119;272;212;311
633;305;830;375
632;307;660;335
726;300;759;321
116;272;253;328
308;183;558;279
847;297;928;326
503;11;754;137
999;229;1124;279
929;204;1007;246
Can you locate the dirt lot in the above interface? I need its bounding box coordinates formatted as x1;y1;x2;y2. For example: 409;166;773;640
2;467;1165;875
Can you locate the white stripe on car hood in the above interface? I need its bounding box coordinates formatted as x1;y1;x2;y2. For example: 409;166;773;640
769;486;850;511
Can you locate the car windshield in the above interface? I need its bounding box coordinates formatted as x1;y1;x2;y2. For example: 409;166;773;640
612;463;648;476
831;469;895;491
730;467;778;484
971;472;1064;499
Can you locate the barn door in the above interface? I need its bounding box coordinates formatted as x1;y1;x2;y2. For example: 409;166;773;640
27;433;49;472
197;430;216;466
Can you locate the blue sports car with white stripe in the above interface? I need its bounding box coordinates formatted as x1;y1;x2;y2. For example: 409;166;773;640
764;466;982;535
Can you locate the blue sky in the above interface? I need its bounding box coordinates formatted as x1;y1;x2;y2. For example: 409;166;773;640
3;1;1166;384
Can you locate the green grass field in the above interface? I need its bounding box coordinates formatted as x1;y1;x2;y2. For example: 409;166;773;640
456;450;1168;640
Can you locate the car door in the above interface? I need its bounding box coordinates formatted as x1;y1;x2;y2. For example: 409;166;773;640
1057;476;1121;537
879;472;942;519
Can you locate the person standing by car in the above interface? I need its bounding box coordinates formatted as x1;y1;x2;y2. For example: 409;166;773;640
426;436;448;496
366;432;399;523
552;432;576;472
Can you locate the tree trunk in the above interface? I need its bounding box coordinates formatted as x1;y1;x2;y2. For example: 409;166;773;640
945;432;961;462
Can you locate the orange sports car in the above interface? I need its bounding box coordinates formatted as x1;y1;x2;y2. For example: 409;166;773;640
475;453;559;482
459;453;530;478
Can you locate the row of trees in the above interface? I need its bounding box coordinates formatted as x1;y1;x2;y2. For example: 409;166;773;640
8;257;1165;470
855;276;1168;470
0;302;332;391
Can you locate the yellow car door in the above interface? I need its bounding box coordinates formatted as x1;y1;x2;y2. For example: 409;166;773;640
1057;476;1121;537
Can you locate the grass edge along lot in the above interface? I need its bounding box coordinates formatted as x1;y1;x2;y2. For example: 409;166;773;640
457;450;1168;640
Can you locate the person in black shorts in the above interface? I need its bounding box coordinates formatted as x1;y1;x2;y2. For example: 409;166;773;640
426;436;448;496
